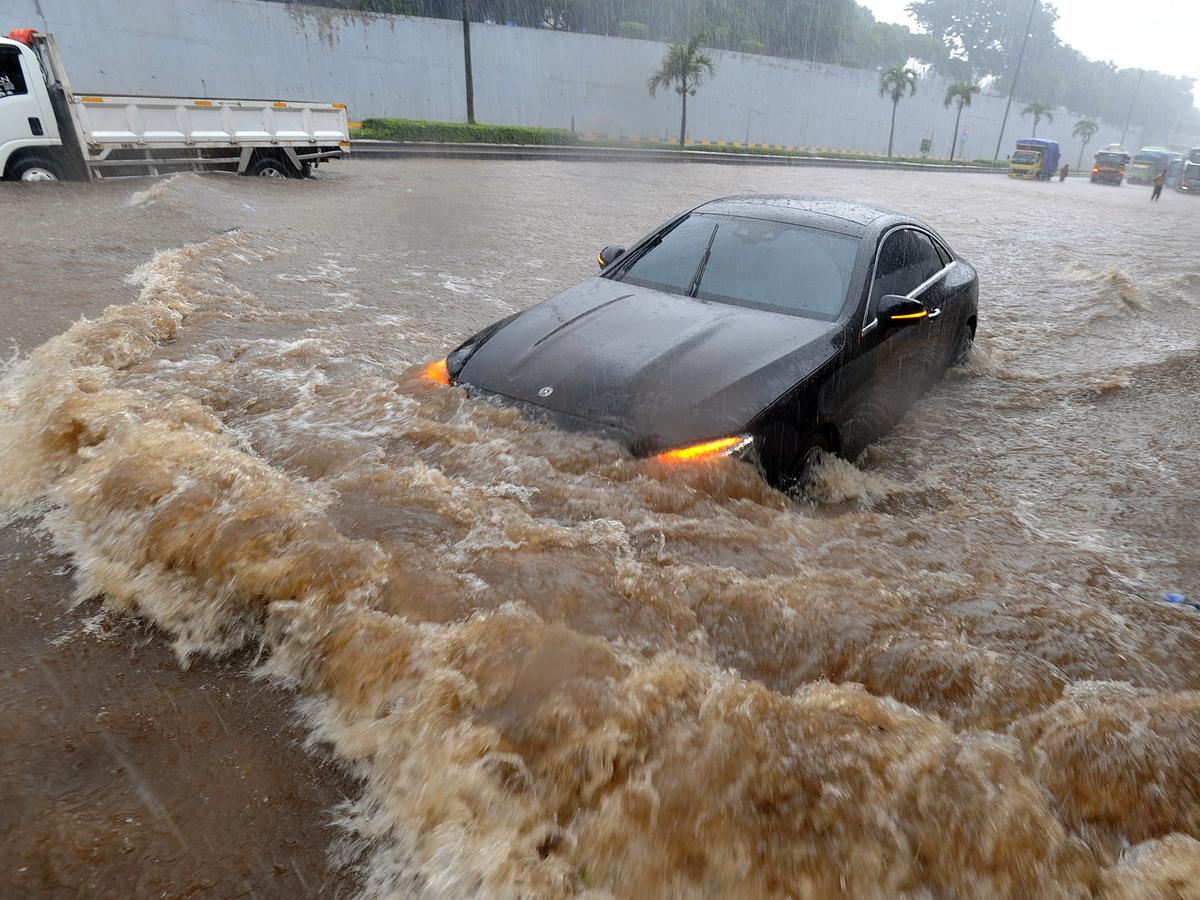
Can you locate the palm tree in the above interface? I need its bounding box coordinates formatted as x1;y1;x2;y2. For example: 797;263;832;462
1021;100;1054;137
648;36;715;148
879;64;918;158
1073;118;1099;170
943;82;980;161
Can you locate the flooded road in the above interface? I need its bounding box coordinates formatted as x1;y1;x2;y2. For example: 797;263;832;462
2;159;1199;897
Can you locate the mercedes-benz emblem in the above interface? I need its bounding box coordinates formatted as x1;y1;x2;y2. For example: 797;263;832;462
538;386;554;398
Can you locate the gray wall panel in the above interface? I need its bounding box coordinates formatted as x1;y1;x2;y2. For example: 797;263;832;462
4;0;1139;161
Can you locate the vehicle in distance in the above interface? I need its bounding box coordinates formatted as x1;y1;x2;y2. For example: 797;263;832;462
1127;147;1179;185
1166;157;1183;189
1179;148;1200;193
1091;149;1129;185
1;29;348;182
1009;138;1060;180
426;195;978;488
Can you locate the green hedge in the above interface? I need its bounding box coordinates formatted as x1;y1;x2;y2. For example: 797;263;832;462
355;117;1006;168
357;118;579;145
678;142;1007;168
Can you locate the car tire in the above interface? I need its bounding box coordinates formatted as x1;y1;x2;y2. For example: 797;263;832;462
11;155;64;182
951;324;974;367
247;156;295;178
770;430;830;496
793;432;831;494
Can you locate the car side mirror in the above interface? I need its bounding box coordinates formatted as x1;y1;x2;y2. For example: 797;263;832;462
597;245;625;268
876;294;928;327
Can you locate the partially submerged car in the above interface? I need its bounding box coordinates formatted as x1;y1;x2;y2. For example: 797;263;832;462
426;195;978;488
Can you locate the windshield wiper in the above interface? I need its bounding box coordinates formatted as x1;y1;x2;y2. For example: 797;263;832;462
687;223;719;297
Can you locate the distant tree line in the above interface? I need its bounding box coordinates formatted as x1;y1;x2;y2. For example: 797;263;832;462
907;0;1196;143
262;0;1197;141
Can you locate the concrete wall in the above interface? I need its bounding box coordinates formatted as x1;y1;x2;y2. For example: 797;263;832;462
6;0;1140;161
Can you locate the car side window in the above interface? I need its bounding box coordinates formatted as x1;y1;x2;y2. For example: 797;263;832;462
868;229;943;319
909;233;944;283
0;47;28;99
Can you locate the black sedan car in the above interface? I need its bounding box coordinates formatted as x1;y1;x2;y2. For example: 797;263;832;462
426;195;978;488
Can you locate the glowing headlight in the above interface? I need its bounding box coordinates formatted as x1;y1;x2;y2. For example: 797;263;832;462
423;358;451;385
655;435;753;463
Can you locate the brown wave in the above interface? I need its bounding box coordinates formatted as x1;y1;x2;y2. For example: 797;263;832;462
3;238;1200;897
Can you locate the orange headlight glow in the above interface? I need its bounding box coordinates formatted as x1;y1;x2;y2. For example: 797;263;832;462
423;358;451;385
656;435;752;463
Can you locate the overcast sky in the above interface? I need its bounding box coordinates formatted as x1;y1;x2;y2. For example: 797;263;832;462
860;0;1200;105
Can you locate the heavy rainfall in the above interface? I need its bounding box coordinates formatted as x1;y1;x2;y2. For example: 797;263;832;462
1;1;1198;898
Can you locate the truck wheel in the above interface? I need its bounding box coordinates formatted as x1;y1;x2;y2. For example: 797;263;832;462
11;156;63;181
247;157;293;178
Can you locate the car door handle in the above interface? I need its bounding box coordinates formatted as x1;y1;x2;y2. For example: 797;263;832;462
927;308;942;319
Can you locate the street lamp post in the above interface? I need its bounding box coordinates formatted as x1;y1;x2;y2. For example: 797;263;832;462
461;0;475;124
993;0;1038;161
1120;70;1144;148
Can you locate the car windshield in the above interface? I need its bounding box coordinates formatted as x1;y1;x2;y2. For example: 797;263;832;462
1096;153;1126;165
1011;150;1039;163
611;213;859;319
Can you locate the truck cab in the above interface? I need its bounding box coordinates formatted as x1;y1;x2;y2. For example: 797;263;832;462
1009;139;1061;181
1090;149;1129;186
0;32;65;180
1;28;348;181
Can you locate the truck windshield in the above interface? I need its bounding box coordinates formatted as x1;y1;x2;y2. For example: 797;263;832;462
1133;154;1165;166
1011;150;1039;164
0;46;28;97
1096;153;1125;165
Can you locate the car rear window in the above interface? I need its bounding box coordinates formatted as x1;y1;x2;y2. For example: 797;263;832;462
613;213;859;320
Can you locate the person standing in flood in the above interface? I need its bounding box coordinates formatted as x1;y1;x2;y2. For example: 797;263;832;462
1152;170;1166;201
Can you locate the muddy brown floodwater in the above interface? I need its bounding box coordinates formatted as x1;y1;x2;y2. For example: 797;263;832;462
1;159;1199;898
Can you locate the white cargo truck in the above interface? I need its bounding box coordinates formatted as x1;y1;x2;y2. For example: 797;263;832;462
0;29;349;181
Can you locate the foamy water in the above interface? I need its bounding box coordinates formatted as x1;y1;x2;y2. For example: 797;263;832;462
2;162;1199;897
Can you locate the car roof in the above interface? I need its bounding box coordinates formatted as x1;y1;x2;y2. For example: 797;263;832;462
692;194;902;235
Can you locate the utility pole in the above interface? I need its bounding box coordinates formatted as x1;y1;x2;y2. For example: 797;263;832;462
993;0;1039;161
1120;70;1144;148
461;0;475;124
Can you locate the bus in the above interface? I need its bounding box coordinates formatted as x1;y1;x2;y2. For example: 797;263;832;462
1178;148;1200;193
1128;147;1181;185
1166;158;1183;188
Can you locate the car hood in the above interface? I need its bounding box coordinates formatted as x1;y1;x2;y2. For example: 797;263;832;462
457;277;843;452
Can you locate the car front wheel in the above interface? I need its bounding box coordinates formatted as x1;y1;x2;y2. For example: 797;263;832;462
765;428;830;496
951;324;974;366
